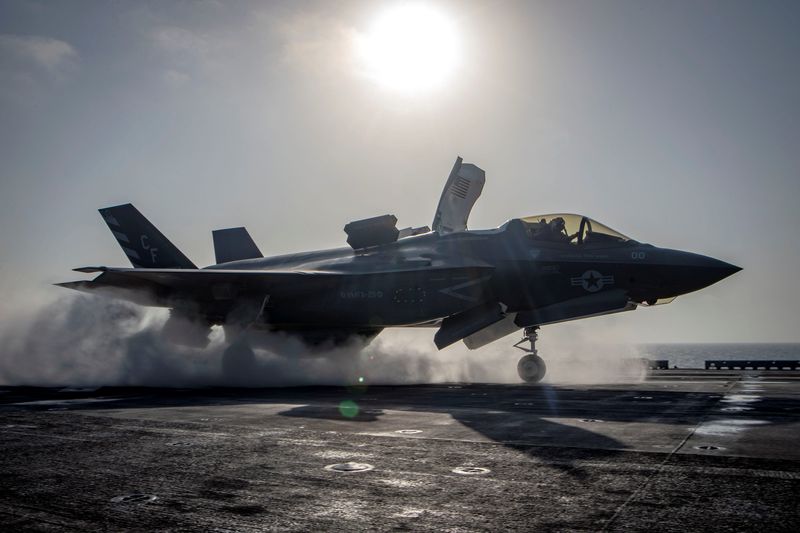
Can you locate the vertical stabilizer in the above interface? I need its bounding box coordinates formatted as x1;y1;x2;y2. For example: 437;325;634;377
431;157;486;234
212;227;263;264
99;204;197;269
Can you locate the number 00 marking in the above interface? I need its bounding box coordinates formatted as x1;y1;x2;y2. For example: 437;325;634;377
631;251;646;260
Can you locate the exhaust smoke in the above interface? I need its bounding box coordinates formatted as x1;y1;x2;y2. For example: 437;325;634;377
0;294;643;387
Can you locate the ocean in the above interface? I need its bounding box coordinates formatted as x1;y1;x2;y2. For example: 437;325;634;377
637;343;800;369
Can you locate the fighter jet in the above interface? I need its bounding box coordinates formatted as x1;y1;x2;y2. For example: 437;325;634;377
59;158;741;382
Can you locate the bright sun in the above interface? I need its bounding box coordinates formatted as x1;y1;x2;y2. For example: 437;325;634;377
356;4;460;93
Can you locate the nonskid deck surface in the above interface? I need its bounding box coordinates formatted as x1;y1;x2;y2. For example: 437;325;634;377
1;370;799;531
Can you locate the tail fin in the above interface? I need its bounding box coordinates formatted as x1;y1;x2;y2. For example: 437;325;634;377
212;227;263;264
99;203;197;269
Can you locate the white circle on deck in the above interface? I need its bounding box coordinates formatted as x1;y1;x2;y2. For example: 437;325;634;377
694;445;725;451
395;429;423;434
111;493;158;504
452;466;490;475
325;462;374;473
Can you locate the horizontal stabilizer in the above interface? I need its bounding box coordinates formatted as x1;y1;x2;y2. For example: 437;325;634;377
55;275;160;306
99;203;197;269
213;227;263;264
434;301;507;350
73;266;107;273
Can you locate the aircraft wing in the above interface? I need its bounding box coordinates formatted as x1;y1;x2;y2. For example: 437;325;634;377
58;265;495;306
57;268;342;301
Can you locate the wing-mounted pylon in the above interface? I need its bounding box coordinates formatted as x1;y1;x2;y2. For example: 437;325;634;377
431;157;486;234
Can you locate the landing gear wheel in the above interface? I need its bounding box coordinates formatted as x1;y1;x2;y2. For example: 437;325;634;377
517;354;547;383
513;326;547;383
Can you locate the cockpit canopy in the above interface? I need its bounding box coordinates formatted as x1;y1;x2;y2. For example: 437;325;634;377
520;214;634;246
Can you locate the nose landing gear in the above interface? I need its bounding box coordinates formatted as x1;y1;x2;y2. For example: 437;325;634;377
514;326;547;383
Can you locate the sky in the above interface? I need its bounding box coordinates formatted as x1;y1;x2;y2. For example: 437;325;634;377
0;0;798;343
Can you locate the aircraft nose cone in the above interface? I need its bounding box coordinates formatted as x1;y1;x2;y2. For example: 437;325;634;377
667;253;741;295
715;260;742;280
700;257;742;284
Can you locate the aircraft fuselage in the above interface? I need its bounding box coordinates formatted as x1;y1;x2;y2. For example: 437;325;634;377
195;218;738;331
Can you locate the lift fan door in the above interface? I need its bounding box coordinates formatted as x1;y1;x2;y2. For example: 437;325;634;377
343;215;399;250
431;157;486;234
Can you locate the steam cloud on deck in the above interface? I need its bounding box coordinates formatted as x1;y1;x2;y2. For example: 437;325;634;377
0;294;643;388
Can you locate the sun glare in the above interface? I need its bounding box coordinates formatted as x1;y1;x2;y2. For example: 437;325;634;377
356;4;460;93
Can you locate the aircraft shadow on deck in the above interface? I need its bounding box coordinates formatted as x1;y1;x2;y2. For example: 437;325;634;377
6;382;790;476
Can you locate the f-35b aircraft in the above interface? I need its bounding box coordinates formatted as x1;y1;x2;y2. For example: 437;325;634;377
59;158;741;382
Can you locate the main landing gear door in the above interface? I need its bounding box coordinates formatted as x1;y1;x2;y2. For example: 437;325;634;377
463;313;521;350
431;157;486;234
434;301;506;349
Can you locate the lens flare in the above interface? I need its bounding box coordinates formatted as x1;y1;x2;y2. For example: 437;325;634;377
338;399;359;418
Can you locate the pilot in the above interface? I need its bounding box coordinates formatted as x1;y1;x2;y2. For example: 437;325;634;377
528;218;550;239
547;217;570;242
